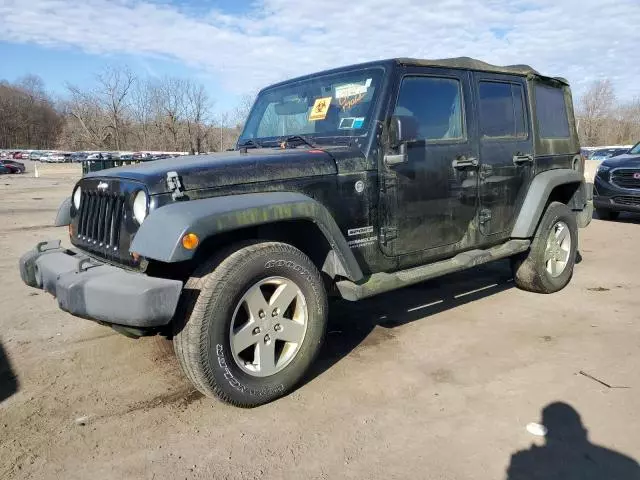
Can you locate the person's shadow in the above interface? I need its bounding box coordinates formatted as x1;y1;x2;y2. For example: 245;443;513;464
506;402;640;480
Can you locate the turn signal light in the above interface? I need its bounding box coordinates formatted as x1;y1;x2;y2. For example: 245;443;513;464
182;233;200;250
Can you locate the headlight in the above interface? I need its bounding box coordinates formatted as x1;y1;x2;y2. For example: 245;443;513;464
132;190;148;224
597;164;611;174
73;186;82;209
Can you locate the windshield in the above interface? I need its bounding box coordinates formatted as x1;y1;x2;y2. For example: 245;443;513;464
239;67;385;145
629;142;640;155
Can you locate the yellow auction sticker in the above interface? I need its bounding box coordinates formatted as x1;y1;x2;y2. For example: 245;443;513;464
309;97;332;121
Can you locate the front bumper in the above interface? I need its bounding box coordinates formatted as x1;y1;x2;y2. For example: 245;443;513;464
593;175;640;213
19;241;183;328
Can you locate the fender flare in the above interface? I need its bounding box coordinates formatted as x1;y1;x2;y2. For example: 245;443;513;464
130;192;364;281
54;197;72;227
511;169;584;238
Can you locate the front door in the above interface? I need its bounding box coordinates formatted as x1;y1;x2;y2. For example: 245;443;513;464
473;73;534;236
381;67;479;257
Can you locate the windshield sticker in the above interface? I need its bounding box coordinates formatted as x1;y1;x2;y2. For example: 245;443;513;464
339;92;366;111
365;78;372;87
335;83;368;99
309;97;332;121
339;117;365;130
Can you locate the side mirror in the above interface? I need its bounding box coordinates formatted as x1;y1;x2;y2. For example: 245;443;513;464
389;115;419;148
385;115;419;166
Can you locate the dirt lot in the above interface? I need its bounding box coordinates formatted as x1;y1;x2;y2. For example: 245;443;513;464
1;173;638;479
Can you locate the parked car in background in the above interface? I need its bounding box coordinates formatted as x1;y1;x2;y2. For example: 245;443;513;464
589;148;629;161
594;141;640;220
29;152;42;160
38;152;52;162
0;164;11;174
12;152;24;159
0;160;25;173
71;152;88;162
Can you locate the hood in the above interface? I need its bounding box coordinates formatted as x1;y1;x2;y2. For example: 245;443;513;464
600;153;640;169
86;148;339;194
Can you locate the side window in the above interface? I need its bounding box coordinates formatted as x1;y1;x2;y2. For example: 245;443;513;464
393;76;464;141
535;84;570;138
478;81;528;139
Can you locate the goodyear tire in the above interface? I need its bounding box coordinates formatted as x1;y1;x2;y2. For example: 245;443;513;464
511;202;578;294
173;241;327;407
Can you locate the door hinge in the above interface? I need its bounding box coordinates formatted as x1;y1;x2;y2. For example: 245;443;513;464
380;226;398;244
479;209;492;224
479;164;493;181
381;174;397;192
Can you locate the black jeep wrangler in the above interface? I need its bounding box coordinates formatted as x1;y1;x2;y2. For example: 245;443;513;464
20;57;592;407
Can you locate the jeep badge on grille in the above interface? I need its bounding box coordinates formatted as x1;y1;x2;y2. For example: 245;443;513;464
97;182;109;191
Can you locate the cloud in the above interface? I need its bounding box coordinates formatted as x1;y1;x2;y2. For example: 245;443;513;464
1;0;639;99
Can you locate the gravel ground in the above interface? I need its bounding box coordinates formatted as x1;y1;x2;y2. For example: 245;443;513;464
0;173;638;480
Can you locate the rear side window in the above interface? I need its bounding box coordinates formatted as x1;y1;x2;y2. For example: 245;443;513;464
394;76;465;141
535;84;570;138
478;82;528;139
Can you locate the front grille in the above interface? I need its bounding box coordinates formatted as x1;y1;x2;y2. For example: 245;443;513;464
71;178;143;266
611;169;640;189
613;195;640;207
77;191;125;250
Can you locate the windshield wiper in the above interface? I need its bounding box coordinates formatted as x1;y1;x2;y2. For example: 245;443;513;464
280;135;316;149
238;139;264;149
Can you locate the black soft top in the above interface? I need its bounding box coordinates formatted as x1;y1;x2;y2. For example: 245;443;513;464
264;57;568;91
395;57;569;85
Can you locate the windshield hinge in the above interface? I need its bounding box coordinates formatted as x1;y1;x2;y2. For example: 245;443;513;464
166;171;185;200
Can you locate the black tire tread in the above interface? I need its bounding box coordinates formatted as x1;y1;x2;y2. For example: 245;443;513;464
512;201;577;294
173;241;324;407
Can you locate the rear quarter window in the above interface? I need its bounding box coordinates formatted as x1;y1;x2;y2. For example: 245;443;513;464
535;84;570;139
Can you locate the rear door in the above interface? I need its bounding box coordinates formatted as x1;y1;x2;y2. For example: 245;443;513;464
473;73;534;237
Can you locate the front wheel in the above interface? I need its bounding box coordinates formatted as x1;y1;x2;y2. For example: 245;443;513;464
511;202;578;294
173;241;327;407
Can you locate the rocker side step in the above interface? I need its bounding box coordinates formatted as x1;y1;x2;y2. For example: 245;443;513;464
336;239;531;301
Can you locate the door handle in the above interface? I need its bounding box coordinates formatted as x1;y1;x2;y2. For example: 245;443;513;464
452;156;479;169
513;154;533;165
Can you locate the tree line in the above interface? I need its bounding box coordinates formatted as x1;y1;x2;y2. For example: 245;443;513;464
1;67;639;152
0;66;254;153
576;79;640;147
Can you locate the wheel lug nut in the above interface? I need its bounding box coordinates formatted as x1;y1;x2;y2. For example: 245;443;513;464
274;324;282;332
264;334;271;343
253;327;260;335
258;310;266;319
272;308;279;317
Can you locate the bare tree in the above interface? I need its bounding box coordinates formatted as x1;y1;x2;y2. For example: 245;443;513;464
577;79;616;146
64;84;110;148
96;66;135;151
154;77;186;151
130;78;155;150
184;80;212;154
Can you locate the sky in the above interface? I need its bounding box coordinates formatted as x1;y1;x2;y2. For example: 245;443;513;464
0;0;639;110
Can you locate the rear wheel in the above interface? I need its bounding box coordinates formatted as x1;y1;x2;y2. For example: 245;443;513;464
173;241;327;407
596;208;619;221
511;202;578;294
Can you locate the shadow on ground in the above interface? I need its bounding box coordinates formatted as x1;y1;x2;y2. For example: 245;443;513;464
506;402;640;479
304;259;515;386
0;338;19;402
